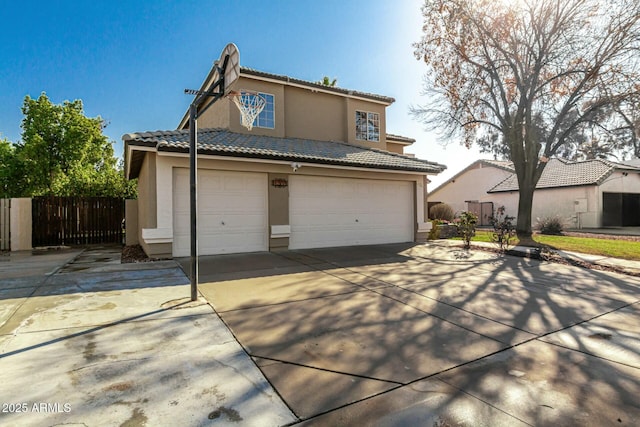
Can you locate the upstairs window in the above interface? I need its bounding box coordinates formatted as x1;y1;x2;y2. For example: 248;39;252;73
355;111;380;142
242;92;275;129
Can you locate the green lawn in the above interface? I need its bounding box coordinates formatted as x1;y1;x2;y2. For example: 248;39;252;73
460;230;640;261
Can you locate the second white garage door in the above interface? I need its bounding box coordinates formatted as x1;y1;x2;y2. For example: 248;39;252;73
289;176;414;249
173;168;268;257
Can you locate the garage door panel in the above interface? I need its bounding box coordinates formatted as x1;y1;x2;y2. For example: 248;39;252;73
290;176;413;249
173;168;268;256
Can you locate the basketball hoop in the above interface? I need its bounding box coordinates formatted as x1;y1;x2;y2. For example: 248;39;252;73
228;91;266;131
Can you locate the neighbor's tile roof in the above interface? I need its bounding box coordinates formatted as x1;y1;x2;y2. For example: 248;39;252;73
488;158;638;192
124;128;446;177
481;159;515;172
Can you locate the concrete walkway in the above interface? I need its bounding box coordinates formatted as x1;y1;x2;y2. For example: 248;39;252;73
0;246;295;426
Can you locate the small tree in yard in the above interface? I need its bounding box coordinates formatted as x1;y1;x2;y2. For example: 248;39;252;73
490;206;516;251
456;211;477;249
413;0;640;246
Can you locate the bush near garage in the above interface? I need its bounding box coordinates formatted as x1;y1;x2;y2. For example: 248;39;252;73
429;203;455;222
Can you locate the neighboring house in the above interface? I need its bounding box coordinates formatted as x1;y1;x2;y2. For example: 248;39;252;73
124;66;446;258
428;160;515;225
429;158;640;229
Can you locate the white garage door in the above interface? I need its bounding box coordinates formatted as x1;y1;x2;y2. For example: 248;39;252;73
289;176;414;249
173;168;268;257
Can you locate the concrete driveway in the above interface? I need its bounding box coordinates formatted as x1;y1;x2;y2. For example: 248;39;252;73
191;242;640;426
0;246;294;426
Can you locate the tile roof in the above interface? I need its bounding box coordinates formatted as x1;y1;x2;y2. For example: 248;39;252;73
481;159;515;172
488;158;640;192
427;159;515;195
124;128;446;176
386;133;416;144
240;67;395;104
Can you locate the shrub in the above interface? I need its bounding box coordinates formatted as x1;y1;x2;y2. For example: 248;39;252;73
455;211;478;249
489;206;516;250
428;219;440;240
536;215;565;235
429;203;455;222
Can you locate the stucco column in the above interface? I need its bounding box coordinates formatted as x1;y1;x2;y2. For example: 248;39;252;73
10;198;32;251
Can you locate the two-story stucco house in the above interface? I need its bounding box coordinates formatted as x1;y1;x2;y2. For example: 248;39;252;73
124;66;446;258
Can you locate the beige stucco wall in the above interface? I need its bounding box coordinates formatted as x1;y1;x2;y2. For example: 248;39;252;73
268;173;290;249
386;143;404;154
125;199;139;246
139;152;428;256
195;94;230;129
136;153;158;255
194;75;395;151
229;78;286;137
10;198;31;251
428;165;513;215
284;86;347;142
345;98;387;150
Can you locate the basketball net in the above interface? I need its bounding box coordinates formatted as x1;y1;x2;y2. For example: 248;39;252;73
228;91;266;131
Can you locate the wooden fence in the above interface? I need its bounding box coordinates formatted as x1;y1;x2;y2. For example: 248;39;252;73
32;197;124;246
0;199;9;250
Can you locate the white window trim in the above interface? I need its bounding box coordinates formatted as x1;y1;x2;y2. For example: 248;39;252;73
355;110;380;142
241;91;275;130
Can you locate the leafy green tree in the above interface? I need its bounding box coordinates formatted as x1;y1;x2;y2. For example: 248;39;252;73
13;93;136;198
318;76;338;87
0;137;26;198
413;0;640;244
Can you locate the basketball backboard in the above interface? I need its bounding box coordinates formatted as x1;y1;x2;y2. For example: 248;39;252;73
216;43;240;96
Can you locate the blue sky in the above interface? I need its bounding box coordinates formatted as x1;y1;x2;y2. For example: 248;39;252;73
0;0;481;188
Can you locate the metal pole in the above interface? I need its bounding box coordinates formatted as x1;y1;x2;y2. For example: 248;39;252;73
189;103;198;301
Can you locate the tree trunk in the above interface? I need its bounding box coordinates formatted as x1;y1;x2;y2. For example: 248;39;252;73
516;182;537;246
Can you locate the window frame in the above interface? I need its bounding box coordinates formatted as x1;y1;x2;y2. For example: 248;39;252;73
241;91;275;129
355;110;380;142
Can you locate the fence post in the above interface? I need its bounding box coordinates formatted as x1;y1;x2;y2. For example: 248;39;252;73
10;198;32;251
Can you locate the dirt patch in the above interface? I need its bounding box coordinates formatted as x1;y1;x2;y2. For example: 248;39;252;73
473;244;640;277
208;406;242;422
561;231;640;242
104;381;134;392
120;407;148;426
121;245;159;264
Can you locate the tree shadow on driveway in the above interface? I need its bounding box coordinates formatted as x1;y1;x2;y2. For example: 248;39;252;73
195;242;640;425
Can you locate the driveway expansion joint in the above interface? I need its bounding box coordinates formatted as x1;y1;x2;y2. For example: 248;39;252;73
252;355;405;386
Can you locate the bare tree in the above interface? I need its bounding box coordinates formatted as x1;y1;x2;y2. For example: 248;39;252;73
413;0;640;243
